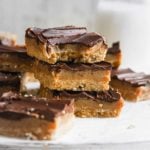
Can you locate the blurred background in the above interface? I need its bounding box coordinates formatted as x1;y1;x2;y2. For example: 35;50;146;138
0;0;150;72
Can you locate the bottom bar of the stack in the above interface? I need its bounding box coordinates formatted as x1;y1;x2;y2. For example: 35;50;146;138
38;86;124;118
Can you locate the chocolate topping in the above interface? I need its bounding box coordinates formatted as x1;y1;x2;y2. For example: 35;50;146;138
108;42;120;54
112;68;150;87
0;45;26;53
42;26;87;38
0;72;21;87
26;26;104;47
0;91;74;121
51;88;120;103
39;60;112;71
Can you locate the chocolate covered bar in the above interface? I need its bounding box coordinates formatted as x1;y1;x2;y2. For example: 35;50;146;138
111;68;150;101
0;32;16;46
105;42;122;69
25;26;107;64
0;72;21;95
0;45;33;72
32;60;111;91
0;91;74;140
39;86;124;117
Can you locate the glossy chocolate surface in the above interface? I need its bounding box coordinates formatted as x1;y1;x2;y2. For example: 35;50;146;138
0;92;74;121
0;45;26;53
47;88;120;103
112;68;150;87
26;26;104;47
38;60;112;71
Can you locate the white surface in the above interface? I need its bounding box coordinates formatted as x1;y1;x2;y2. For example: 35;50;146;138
0;100;150;149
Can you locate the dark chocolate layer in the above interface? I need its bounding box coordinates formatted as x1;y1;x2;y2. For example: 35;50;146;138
0;72;21;87
112;68;150;87
0;92;74;121
26;26;104;47
108;42;120;54
38;60;112;71
46;89;120;103
0;45;33;65
0;45;26;53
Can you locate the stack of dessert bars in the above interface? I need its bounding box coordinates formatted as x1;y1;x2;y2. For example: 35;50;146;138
25;26;124;117
0;26;149;140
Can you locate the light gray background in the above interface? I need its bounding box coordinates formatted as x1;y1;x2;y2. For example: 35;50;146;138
0;0;98;43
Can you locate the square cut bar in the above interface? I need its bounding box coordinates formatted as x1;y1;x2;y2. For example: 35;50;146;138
0;92;74;140
38;86;124;117
110;68;150;101
0;32;17;46
0;45;33;72
0;72;21;96
25;26;108;64
105;42;122;69
33;60;112;91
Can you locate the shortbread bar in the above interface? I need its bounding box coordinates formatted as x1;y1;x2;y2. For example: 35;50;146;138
38;86;124;117
0;45;33;72
0;72;20;95
0;32;16;46
111;68;150;101
25;26;107;64
0;91;74;140
33;60;111;91
105;42;122;69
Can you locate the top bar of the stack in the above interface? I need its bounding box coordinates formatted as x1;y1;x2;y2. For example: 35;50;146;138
25;26;108;64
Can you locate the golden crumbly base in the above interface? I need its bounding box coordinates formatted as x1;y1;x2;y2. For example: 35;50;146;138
33;61;110;91
0;53;33;72
0;113;74;140
75;98;124;117
38;87;124;117
26;37;107;64
105;52;122;69
111;79;150;101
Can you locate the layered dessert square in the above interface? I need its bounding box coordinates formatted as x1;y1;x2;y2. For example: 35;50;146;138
105;42;122;69
38;86;124;117
25;26;108;64
0;72;21;95
111;68;150;101
0;45;33;72
0;91;74;140
32;60;111;91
